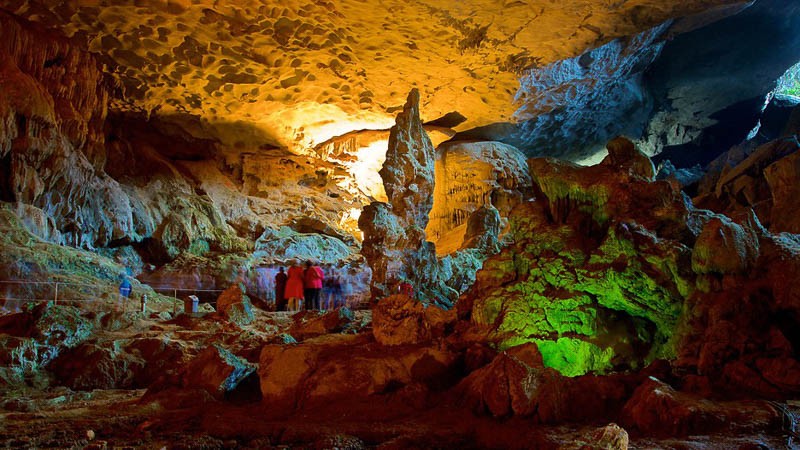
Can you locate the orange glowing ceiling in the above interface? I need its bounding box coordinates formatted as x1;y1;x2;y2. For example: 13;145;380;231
3;0;748;152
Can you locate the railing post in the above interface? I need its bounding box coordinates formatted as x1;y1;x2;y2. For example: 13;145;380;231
54;282;59;304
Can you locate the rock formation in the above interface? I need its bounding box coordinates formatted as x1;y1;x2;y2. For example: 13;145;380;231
1;1;800;448
359;89;454;304
695;136;800;234
426;140;531;255
0;13;134;249
0;0;747;156
459;136;800;393
215;284;255;327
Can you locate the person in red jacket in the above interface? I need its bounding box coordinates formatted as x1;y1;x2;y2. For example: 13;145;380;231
303;260;324;310
285;260;305;312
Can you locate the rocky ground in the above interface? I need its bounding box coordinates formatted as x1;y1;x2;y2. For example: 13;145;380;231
0;298;796;449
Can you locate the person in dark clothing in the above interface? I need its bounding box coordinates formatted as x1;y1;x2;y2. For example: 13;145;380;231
274;266;288;311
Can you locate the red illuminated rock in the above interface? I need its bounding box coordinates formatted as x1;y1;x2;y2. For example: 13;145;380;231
48;342;144;390
561;423;630;450
180;345;256;400
695;137;800;232
621;377;781;437
372;294;456;346
456;343;548;417
601;136;656;181
258;334;458;411
287;308;356;341
691;214;759;274
764;150;800;233
215;283;255;327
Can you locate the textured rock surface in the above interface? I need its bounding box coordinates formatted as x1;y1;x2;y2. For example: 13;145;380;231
621;377;781;437
258;334;458;411
459;140;696;376
372;295;455;346
426;140;530;255
456;343;549;417
180;345;257;399
691;214;759;275
215;283;255;327
601;136;656;181
359;90;452;304
694;136;800;233
0;13;134;248
458;136;800;387
48;341;145;390
514;22;671;162
640;0;800;163
0;0;745;155
287;307;357;341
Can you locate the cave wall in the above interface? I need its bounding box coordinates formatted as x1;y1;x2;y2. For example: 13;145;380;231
426;140;531;255
0;11;365;279
641;0;800;166
479;0;800;164
0;12;134;248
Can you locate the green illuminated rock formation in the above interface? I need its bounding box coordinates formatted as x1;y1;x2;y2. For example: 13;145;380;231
460;138;695;376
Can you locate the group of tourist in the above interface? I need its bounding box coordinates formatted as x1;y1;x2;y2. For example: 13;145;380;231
273;260;344;312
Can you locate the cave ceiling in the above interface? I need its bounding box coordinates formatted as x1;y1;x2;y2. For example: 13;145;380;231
2;0;750;155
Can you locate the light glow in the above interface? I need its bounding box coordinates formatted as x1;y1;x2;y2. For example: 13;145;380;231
339;139;389;202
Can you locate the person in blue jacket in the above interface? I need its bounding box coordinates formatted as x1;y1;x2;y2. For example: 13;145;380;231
118;275;132;312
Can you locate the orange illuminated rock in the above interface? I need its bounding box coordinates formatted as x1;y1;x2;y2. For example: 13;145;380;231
426;140;531;255
215;283;255;327
2;0;744;153
372;294;455;346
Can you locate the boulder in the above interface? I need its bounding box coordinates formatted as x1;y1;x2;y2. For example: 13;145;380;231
181;345;257;399
560;423;630;450
258;334;458;411
124;337;192;386
601;136;655;181
694;137;800;231
372;294;455;346
691;215;759;275
620;377;781;437
48;341;145;390
215;283;255;326
764;150;800;233
288;308;355;340
456;343;549;417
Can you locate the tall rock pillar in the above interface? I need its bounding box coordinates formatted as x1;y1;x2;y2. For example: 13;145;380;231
359;89;454;305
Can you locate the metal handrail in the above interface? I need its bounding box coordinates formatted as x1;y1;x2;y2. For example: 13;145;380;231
0;279;224;314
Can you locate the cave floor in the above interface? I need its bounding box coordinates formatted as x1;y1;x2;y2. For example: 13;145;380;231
0;306;797;449
0;385;796;449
